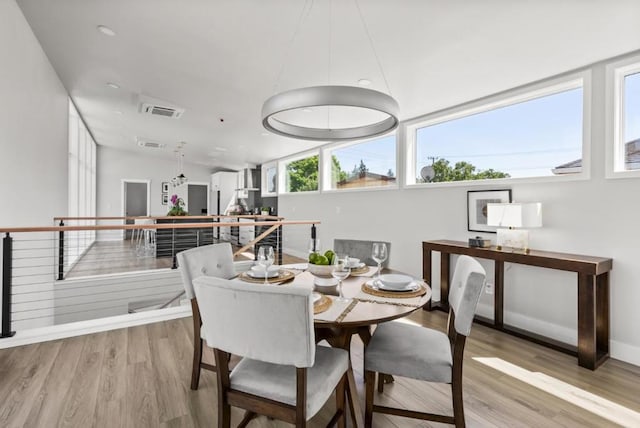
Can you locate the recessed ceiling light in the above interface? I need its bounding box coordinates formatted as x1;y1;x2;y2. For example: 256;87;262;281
215;147;228;152
261;132;270;136
97;25;116;36
358;78;372;86
106;82;120;89
114;110;123;115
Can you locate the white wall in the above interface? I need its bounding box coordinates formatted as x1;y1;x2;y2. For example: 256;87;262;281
0;0;68;227
279;59;640;366
97;146;213;219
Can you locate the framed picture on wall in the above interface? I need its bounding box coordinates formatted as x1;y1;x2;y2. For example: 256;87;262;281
162;193;169;205
162;182;169;193
467;189;512;233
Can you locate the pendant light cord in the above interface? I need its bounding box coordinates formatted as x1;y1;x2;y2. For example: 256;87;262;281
273;0;314;93
354;0;393;96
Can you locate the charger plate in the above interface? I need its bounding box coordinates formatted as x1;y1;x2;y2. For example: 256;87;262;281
239;270;295;284
361;280;427;299
314;294;332;314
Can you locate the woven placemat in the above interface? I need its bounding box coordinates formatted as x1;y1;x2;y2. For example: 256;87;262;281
239;270;295;284
361;281;427;299
314;295;332;314
349;264;370;275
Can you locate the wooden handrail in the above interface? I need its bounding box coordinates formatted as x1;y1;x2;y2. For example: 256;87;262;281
0;220;319;234
53;215;284;221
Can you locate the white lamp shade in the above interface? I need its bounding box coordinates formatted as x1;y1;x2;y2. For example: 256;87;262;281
487;203;542;228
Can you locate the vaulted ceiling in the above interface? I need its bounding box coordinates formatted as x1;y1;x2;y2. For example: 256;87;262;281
17;0;640;170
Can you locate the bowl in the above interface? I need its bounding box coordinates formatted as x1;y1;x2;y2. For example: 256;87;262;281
250;265;280;278
307;263;334;277
378;274;413;290
346;257;361;268
314;277;338;295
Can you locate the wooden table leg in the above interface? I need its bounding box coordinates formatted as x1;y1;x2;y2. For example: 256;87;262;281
440;252;450;310
596;272;610;363
423;247;433;311
578;273;597;369
495;260;504;328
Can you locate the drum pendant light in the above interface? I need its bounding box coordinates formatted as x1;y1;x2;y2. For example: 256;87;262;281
261;0;399;141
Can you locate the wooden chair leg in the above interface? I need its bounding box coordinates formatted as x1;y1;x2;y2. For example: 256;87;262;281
365;370;375;428
452;379;465;428
377;372;385;393
335;374;346;428
238;411;256;428
191;337;203;390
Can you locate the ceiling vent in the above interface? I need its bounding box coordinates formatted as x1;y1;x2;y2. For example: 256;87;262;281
136;138;166;149
137;94;185;119
139;103;185;119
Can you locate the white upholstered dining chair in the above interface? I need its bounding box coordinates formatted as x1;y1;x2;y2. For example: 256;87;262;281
364;255;486;428
176;243;253;390
193;276;349;427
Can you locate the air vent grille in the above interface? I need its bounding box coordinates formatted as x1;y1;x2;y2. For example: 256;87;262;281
137;139;166;149
139;102;185;119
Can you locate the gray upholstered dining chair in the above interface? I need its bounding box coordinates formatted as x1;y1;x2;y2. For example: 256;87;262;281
333;239;391;268
364;255;486;428
177;243;253;390
193;276;349;428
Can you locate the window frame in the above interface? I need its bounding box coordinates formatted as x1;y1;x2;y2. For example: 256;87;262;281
404;71;591;188
606;54;640;179
320;132;400;193
277;150;321;195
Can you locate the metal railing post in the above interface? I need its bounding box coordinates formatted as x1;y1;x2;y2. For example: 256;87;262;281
1;233;15;338
277;225;283;265
171;226;177;269
311;224;317;252
58;220;65;280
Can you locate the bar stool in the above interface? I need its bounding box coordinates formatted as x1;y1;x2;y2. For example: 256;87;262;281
135;218;156;257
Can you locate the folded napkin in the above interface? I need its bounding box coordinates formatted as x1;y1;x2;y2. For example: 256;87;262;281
280;263;308;270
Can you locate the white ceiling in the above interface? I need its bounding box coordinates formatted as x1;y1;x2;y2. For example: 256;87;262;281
17;0;640;171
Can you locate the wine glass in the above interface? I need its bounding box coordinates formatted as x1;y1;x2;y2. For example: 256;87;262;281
372;243;388;281
257;246;275;285
332;253;351;302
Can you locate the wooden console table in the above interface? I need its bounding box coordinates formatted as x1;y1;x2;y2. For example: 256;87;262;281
423;240;612;370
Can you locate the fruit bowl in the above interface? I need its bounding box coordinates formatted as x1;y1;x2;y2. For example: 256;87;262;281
307;263;334;277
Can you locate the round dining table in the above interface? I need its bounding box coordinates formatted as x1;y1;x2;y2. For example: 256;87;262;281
309;271;432;428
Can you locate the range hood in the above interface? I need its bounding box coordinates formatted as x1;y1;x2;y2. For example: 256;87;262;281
235;168;259;191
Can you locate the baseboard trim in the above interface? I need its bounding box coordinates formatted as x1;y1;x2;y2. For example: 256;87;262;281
0;305;191;349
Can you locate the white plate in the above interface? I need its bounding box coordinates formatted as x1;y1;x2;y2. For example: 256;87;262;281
374;280;420;293
313;292;322;304
378;274;413;290
247;269;280;279
346;258;361;268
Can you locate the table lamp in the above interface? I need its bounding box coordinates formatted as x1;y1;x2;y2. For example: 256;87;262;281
487;202;542;253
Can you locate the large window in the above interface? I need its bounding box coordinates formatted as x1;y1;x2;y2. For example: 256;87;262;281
324;135;397;190
281;153;319;193
608;57;640;177
68;100;97;265
409;79;584;184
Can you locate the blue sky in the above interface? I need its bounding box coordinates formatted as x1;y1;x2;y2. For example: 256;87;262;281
625;72;640;143
331;77;638;180
416;88;583;178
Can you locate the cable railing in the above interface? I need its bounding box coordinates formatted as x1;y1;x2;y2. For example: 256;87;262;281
1;216;319;337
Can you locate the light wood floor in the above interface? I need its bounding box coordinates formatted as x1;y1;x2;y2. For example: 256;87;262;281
1;310;638;427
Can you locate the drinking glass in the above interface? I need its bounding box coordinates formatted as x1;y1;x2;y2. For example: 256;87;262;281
257;245;275;285
372;242;388;281
332;253;351;302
